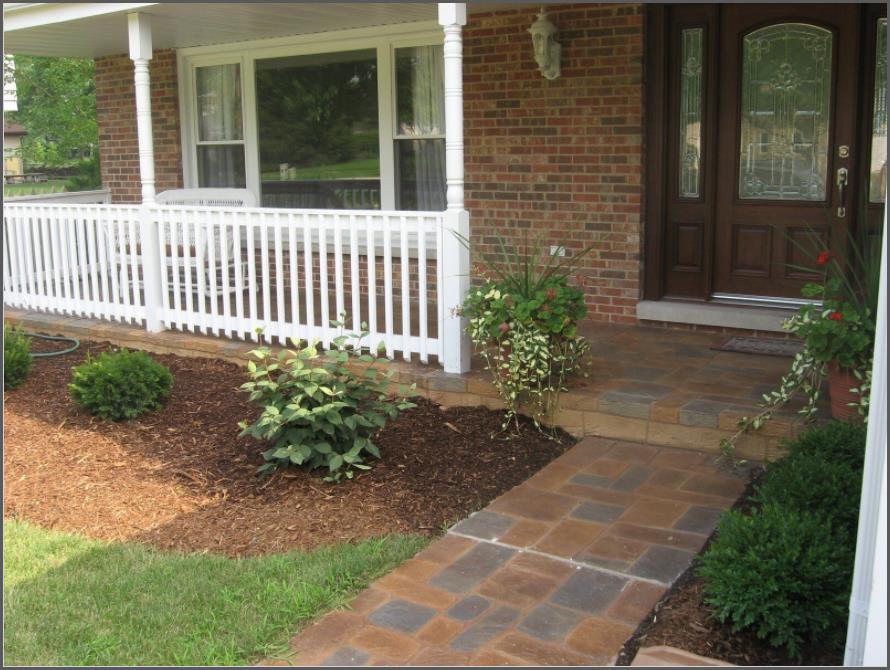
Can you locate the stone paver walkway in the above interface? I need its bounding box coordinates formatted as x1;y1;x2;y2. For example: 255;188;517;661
269;437;750;666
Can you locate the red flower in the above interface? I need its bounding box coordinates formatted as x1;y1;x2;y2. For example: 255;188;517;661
498;322;510;334
817;250;831;266
829;312;844;321
546;287;557;300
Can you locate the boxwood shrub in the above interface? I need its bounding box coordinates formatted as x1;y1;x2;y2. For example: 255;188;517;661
698;420;866;659
4;325;32;389
69;349;173;421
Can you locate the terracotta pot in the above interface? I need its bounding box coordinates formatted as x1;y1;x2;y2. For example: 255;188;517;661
827;362;861;421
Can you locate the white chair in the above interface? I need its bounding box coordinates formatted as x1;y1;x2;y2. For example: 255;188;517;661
155;188;256;298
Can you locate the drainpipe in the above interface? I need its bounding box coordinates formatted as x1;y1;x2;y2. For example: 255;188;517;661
438;3;471;374
844;204;887;666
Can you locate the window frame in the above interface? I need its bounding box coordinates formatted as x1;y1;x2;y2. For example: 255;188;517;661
177;22;444;211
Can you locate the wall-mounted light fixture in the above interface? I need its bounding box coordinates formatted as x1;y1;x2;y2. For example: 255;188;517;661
528;7;561;80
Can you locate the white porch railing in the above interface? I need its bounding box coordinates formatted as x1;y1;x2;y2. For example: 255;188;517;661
4;202;446;364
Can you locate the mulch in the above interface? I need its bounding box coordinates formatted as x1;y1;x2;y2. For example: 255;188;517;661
616;470;844;667
3;338;574;557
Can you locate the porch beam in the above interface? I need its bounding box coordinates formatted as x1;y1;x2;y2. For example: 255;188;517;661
438;3;470;374
128;12;155;203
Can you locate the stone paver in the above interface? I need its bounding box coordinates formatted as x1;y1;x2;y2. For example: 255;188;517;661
271;436;749;666
632;645;735;666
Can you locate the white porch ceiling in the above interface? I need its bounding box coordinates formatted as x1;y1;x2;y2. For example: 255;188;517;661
3;3;447;58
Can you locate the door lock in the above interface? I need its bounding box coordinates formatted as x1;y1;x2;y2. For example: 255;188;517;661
836;167;849;218
838;145;850;158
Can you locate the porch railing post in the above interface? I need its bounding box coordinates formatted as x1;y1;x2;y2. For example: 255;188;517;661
138;204;164;333
439;3;471;374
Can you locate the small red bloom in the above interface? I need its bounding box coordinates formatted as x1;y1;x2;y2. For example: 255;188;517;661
546;287;557;300
817;251;831;266
498;322;510;334
829;312;844;321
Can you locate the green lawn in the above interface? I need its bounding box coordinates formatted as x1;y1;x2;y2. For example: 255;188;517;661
261;158;380;182
3;179;70;198
3;520;427;666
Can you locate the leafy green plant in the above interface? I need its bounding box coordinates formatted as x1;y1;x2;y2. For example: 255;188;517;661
4;325;33;389
703;421;865;658
239;323;415;482
69;349;173;421
459;234;594;434
720;224;879;458
698;503;854;659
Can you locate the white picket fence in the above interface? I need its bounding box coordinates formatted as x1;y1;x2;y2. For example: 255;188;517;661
4;202;447;364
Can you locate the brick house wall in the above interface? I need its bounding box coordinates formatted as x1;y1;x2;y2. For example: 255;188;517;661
94;49;183;203
92;3;646;323
463;3;645;323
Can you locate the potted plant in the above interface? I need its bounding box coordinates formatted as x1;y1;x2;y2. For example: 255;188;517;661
459;235;593;435
788;252;875;420
719;228;879;459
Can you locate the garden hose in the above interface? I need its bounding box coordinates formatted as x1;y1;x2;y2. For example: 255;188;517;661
22;332;81;357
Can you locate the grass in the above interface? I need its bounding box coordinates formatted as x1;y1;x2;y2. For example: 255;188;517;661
3;520;428;666
261;157;380;182
3;179;70;198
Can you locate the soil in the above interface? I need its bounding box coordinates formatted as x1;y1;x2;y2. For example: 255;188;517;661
616;470;844;667
3;338;574;557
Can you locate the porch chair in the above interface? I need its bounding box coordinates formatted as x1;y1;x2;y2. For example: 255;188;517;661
109;188;256;300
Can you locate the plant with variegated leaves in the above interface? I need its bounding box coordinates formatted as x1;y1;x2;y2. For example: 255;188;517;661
239;321;415;482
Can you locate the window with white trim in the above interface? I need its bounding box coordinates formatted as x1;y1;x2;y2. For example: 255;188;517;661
180;30;445;212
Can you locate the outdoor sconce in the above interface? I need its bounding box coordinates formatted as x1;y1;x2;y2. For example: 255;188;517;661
528;7;561;80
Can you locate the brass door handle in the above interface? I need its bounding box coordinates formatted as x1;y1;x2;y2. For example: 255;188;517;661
836;167;848;218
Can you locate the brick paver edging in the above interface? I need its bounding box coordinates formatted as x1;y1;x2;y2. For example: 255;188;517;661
264;436;750;666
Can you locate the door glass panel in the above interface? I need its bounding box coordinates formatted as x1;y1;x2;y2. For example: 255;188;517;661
196;64;243;142
679;28;703;198
738;23;832;201
197;145;246;188
255;50;380;209
870;18;887;203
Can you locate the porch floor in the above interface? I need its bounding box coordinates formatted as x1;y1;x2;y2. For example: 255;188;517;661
4;307;821;461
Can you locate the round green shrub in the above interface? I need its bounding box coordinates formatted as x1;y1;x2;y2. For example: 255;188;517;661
69;349;173;421
4;326;33;389
753;450;862;535
698;503;854;659
785;420;867;470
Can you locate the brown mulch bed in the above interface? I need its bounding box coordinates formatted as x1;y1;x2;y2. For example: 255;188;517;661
616;471;844;667
4;338;574;557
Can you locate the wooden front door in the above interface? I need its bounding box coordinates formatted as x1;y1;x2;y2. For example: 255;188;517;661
646;3;887;304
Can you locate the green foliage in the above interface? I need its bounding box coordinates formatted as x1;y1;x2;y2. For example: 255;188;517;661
69;349;173;421
10;55;98;169
459;234;594;434
4;325;33;389
698;504;854;658
703;421;866;658
239;324;415;482
65;155;102;191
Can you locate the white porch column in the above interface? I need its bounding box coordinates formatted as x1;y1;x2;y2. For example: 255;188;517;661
128;13;155;204
844;205;888;667
438;3;471;374
129;12;163;332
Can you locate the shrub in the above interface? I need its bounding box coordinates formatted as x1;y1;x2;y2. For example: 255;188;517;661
784;420;866;469
69;349;173;421
239;325;415;482
698;503;854;658
4;326;32;389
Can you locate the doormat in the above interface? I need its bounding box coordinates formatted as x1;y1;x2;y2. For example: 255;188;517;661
713;336;803;358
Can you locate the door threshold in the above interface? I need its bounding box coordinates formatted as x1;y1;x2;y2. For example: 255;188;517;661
637;299;797;333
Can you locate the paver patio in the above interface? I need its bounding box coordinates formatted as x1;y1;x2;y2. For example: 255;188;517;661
265;437;751;666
